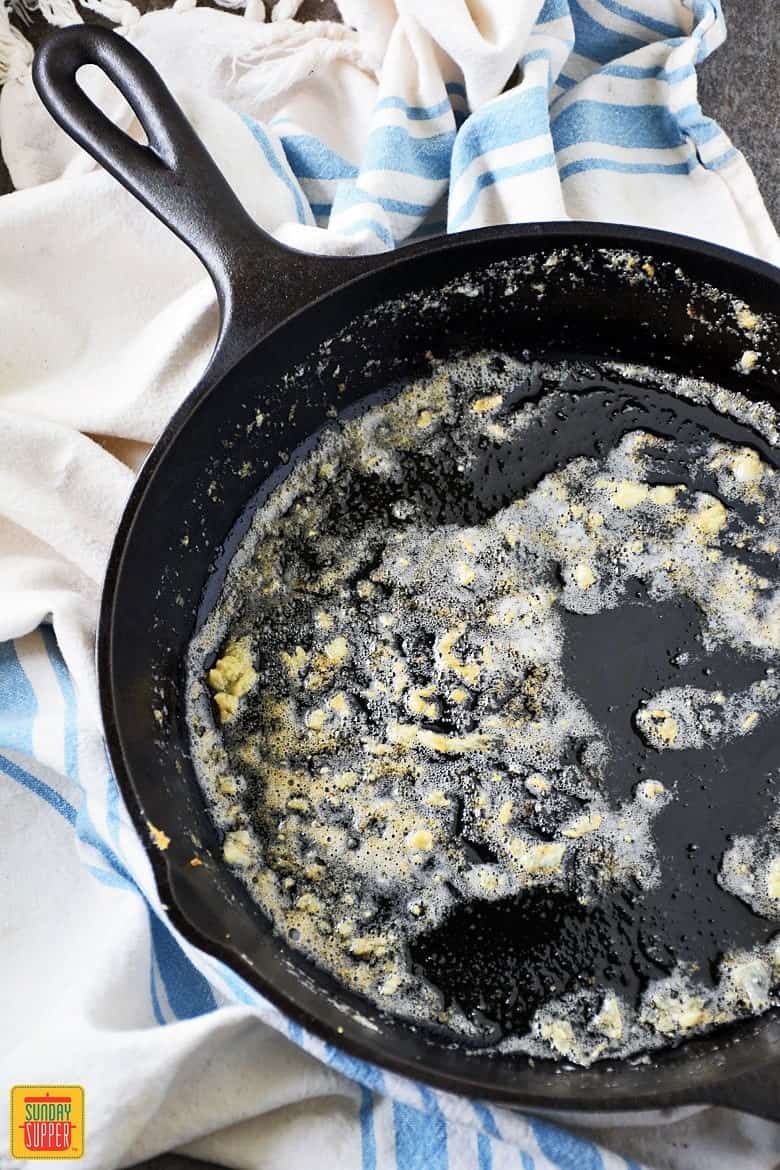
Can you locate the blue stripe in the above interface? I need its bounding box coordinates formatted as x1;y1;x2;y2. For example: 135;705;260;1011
675;102;722;144
13;628;220;1029
364;194;431;216
148;909;218;1018
559;155;693;180
216;960;263;1006
521;47;559;85
73;791;219;1021
333;185;432;218
359;1087;377;1170
310;201;332;217
148;931;167;1025
451;86;549;182
0;750;77;824
472;1101;500;1137
74;798;136;886
286;1018;305;1043
552;100;685;150
477;1133;492;1170
704;145;738;169
279;133;358;179
538;0;571;21
523;48;554;65
473;1102;497;1170
555;73;577;91
694;0;723;24
522;48;561;93
569;0;649;63
86;863;129;889
601;62;694;83
41;625;77;780
39;632;219;1021
393;1096;447;1170
419;1087;447;1168
240;115;308;225
445;81;467;98
375;95;452;120
324;1044;385;1091
0;640;36;757
2;637;137;890
37;631;121;879
449;152;556;230
362;125;454;179
529;1118;605;1170
341;217;395;249
105;767;122;844
593;0;682;37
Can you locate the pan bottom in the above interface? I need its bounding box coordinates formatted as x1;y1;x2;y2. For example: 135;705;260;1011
186;353;780;1066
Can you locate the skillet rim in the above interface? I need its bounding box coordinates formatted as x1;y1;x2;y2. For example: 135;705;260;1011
98;219;780;1113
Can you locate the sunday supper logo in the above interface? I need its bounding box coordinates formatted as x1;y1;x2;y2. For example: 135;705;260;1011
10;1086;84;1160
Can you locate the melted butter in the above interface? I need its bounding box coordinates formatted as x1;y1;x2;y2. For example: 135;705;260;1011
189;352;780;1066
207;638;257;723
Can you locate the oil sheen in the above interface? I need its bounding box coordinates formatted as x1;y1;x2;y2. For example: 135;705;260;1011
187;355;780;1065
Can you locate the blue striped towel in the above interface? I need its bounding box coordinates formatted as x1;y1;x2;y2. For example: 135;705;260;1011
1;0;778;1166
231;0;778;261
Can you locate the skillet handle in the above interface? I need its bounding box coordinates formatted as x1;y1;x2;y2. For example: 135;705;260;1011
32;25;372;374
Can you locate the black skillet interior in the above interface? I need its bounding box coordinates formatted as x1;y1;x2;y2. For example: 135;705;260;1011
33;26;780;1119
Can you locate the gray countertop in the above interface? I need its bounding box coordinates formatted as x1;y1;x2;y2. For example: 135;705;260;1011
697;0;778;226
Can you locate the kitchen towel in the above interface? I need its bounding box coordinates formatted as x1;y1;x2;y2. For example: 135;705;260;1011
0;1;778;1168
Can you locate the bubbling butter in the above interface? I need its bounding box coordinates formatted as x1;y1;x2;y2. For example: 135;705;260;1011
187;353;780;1065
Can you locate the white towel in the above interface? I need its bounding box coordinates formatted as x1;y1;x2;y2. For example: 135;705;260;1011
0;2;778;1167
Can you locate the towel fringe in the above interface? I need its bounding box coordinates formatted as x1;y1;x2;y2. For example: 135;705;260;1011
0;0;161;81
232;20;374;85
0;0;333;91
0;1;33;85
80;0;142;29
31;0;83;28
270;0;302;20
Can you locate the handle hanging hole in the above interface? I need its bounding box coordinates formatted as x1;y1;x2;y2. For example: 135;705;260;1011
75;63;149;147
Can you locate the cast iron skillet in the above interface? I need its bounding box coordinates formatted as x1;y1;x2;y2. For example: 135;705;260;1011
34;25;780;1120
